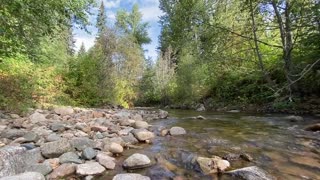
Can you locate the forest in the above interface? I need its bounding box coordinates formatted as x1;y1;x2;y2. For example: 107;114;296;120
1;0;319;113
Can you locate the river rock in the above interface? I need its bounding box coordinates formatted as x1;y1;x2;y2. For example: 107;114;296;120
46;133;61;142
304;123;320;132
59;152;82;164
134;121;149;129
132;129;155;141
82;147;97;160
70;137;95;151
113;173;150;180
196;104;206;112
27;163;52;175
160;129;169;136
225;166;274;180
132;114;143;121
197;156;230;174
284;115;304;122
146;165;175;180
169;127;186;136
0;172;45;180
123;153;151;169
1;129;27;139
29;112;47;123
122;133;139;145
54;107;74;116
23;132;39;142
44;158;60;169
76;162;106;176
96;152;116;170
0;146;44;178
118;127;134;136
50;123;66;132
48;163;76;179
40;139;73;158
159;110;168;119
106;142;123;154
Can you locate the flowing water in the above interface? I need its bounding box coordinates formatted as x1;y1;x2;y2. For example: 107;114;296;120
102;110;320;180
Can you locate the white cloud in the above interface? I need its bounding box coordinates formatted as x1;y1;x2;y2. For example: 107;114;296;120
74;36;96;52
103;0;121;8
140;5;164;22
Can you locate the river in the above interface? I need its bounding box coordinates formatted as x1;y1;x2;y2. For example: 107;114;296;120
102;110;320;180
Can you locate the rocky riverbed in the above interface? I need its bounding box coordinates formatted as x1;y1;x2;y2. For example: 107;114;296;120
0;107;319;180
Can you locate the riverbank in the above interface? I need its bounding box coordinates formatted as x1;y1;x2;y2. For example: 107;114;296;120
0;107;319;180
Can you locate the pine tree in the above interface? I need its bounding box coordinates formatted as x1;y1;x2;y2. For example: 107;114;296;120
78;42;86;56
96;1;107;36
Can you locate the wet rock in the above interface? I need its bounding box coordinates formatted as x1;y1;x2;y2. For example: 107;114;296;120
0;172;45;180
46;133;61;142
82;147;97;160
96;152;116;170
1;129;27;139
196;115;206;120
169;127;186;136
23;132;39;142
225;166;274;180
106;142;123;154
196;156;230;174
284;115;304;122
159;110;169;119
146;165;175;180
134;121;149;129
304;123;320;132
76;162;105;176
240;153;254;162
54;107;74;116
40;139;73;158
160;129;169;136
196;104;206;112
223;153;240;161
123;153;151;169
29;112;47;123
132;129;155;142
0;146;44;177
59;152;82;164
27;162;52;175
48;163;76;179
113;173;150;180
70;137;95;151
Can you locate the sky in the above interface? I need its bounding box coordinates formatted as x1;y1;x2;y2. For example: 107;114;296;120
73;0;163;60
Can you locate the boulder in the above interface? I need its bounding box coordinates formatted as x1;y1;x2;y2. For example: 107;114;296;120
23;132;39;142
169;127;186;136
49;123;66;132
118;127;134;136
113;173;150;180
0;172;45;180
159;110;168;119
196;156;230;174
132;129;155;142
106;142;123;154
29;112;47;123
48;164;76;179
46;133;61;142
122;133;139;145
284;115;304;122
304;123;320;132
123;153;151;169
96;152;116;170
225;166;274;180
196;104;206;112
59;152;82;164
82;147;97;160
54;107;74;116
27;163;52;176
40;139;73;158
70;137;95;151
134;121;149;129
1;129;27;139
76;162;106;176
0;146;44;178
43;158;60;170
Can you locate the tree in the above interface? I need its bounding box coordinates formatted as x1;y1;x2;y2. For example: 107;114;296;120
116;4;151;46
96;1;107;36
78;42;86;56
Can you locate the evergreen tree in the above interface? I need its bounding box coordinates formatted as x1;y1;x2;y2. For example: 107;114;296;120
78;42;86;56
96;1;107;36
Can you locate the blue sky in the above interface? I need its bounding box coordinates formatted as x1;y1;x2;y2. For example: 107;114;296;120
73;0;163;60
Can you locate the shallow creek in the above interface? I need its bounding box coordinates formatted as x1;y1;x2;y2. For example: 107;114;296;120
102;110;320;180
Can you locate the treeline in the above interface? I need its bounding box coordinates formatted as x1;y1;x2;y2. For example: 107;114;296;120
0;1;150;111
139;0;320;110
